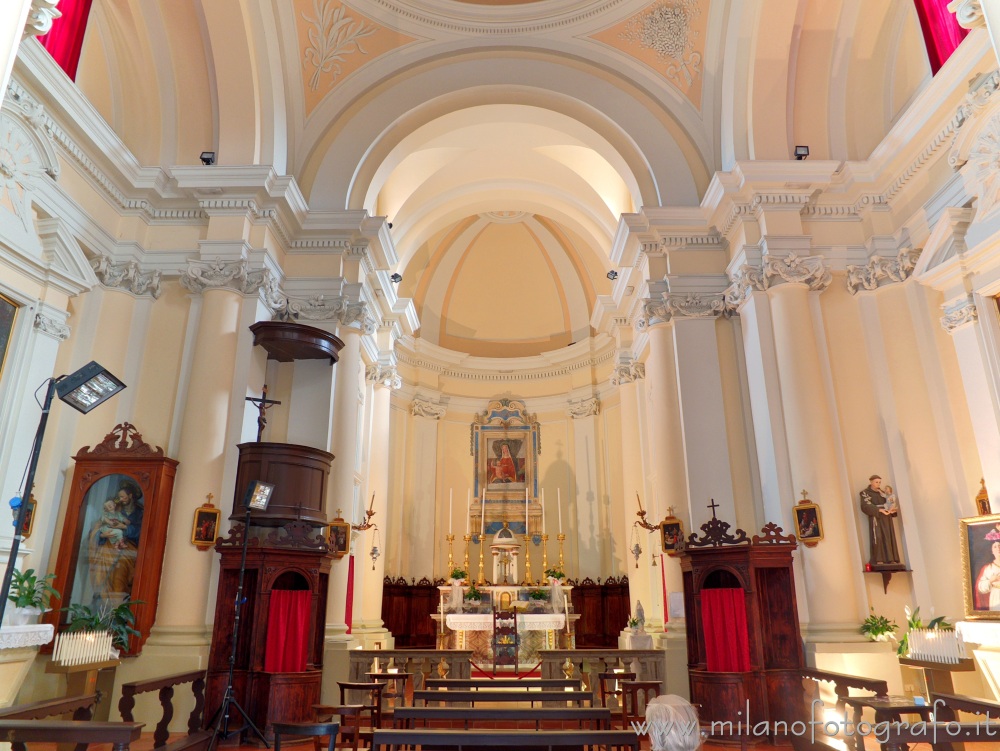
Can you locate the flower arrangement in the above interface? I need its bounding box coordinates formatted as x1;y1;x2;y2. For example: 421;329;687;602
8;568;59;610
464;582;483;601
627;616;640;630
528;588;549;601
449;568;467;581
860;609;898;643
544;568;565;580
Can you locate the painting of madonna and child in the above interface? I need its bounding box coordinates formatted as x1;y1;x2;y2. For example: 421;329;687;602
486;438;527;490
69;474;145;610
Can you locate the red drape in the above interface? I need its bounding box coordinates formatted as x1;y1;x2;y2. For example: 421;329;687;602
912;0;969;74
701;588;751;672
263;590;310;673
37;0;94;80
345;554;355;634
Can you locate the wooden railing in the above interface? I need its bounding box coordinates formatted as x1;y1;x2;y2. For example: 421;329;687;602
0;719;142;751
348;650;473;688
800;667;889;710
0;693;98;721
539;649;667;695
118;669;208;751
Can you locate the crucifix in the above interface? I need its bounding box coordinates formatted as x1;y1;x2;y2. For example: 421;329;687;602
706;498;721;519
246;385;281;442
800;489;810;502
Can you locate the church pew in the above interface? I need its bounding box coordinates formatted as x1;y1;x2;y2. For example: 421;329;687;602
413;690;592;707
0;693;98;721
393;706;612;730
426;678;582;690
118;669;210;751
372;728;639;750
0;719;143;751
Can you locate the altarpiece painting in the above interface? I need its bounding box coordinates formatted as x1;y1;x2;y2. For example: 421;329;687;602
472;399;540;536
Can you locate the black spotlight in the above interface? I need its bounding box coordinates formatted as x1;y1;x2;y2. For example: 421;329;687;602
387;222;393;229
200;151;216;165
607;270;619;281
794;145;810;160
390;272;402;283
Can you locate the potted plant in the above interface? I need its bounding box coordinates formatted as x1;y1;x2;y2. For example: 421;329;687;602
464;582;487;612
626;615;641;634
449;568;468;583
860;608;898;643
63;598;142;653
7;568;60;625
527;588;549;612
544;568;565;581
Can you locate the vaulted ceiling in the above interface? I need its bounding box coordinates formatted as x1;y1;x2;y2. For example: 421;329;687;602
72;0;932;357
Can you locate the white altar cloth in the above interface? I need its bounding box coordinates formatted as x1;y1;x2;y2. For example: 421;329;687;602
446;613;566;631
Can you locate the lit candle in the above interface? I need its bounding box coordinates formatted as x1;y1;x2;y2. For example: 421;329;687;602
466;489;471;535
449;488;453;535
558;488;563;534
542;489;546;535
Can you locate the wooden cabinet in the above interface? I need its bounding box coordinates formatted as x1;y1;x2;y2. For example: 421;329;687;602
46;423;178;655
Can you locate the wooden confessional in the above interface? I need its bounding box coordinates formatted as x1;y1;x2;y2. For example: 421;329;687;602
205;321;344;744
678;513;802;745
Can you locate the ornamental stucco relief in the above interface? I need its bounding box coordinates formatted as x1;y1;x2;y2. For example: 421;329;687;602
91;256;162;298
845;249;919;295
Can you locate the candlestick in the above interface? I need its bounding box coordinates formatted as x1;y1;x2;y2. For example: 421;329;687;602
463;533;471;575
478;532;487;585
522;534;533;585
481;487;486;536
446;533;455;572
557;488;562;534
525;487;530;534
542;533;549;573
558;533;566;571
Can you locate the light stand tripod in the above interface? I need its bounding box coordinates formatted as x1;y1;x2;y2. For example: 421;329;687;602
207;499;270;750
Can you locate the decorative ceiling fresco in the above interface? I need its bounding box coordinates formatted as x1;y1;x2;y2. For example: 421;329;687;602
295;0;417;116
590;0;709;110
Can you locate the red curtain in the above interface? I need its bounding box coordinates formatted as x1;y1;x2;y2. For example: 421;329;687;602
701;588;751;672
345;555;355;634
912;0;969;74
37;0;94;80
263;590;310;673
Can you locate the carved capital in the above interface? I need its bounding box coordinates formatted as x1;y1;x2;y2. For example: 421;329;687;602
90;256;162;298
411;397;446;419
568;396;600;419
666;292;726;319
948;0;985;29
845;249;920;295
762;253;831;290
969;114;1000;217
610;360;644;387
23;0;62;38
941;296;979;333
366;364;401;390
181;258;273;296
34;311;70;341
266;292;376;335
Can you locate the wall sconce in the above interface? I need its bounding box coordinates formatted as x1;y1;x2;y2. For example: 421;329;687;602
200;151;216;165
607;270;619;281
794;145;810;160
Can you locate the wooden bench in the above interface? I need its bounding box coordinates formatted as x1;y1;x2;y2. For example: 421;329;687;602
0;719;143;751
413;690;592;707
118;669;211;751
425;679;582;690
372;728;640;750
393;706;612;730
788;668;892;751
0;693;98;721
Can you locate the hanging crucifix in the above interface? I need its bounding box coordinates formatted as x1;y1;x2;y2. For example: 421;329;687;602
246;385;281;442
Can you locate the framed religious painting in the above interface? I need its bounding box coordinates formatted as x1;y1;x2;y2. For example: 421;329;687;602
45;423;177;655
471;399;541;536
329;519;351;558
961;513;1000;620
659;511;684;556
0;292;17;384
20;494;37;539
191;500;221;550
793;499;824;547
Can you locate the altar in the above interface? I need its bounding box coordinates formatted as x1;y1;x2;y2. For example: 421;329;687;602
432;584;579;666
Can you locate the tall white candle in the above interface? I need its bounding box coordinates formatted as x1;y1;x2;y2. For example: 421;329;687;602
466;489;471;535
558;488;563;534
526;487;530;530
481;487;486;536
449;488;453;535
542;489;546;534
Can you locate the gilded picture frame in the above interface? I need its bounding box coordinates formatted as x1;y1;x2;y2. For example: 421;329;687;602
472;399;541;536
191;503;220;549
660;516;684;556
20;494;36;539
961;514;1000;620
793;501;824;547
329;520;351;558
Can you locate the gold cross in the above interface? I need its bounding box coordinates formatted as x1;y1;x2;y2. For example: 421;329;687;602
666;506;675;517
800;489;809;501
206;492;214;505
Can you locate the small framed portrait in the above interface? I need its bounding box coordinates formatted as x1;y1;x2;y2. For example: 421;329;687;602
793;501;824;547
976;479;991;516
961;514;1000;620
329;520;351;558
660;514;684;556
191;503;221;550
19;495;37;539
